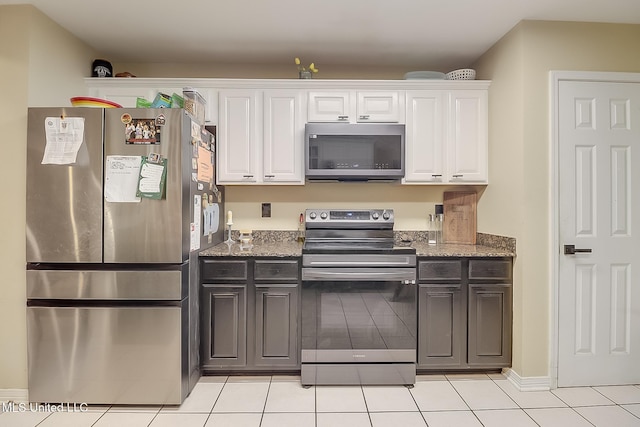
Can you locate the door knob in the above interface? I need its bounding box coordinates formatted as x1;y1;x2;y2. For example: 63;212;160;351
564;244;592;255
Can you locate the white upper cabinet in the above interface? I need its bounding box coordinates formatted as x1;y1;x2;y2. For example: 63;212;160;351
403;91;446;183
356;91;403;122
86;78;489;186
217;89;261;183
308;90;404;123
446;90;488;183
217;89;305;185
262;90;304;183
403;88;488;185
307;91;351;122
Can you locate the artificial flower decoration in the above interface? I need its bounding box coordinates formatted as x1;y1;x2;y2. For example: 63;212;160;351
295;57;319;74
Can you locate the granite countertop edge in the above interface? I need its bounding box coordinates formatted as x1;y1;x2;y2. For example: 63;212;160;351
199;241;515;258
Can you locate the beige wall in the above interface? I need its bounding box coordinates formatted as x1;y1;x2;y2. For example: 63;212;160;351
113;62;416;80
0;5;96;390
473;21;640;377
0;4;31;393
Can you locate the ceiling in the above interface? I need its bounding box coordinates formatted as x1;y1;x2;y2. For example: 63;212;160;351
3;0;640;72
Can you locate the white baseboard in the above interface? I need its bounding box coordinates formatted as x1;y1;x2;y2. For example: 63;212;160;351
503;368;553;391
0;389;29;403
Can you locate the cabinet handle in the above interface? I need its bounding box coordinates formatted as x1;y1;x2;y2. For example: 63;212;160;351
264;175;275;178
452;174;463;178
337;115;349;121
242;175;254;179
431;174;442;178
359;115;370;120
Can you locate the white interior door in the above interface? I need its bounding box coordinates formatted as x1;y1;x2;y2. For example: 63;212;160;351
558;80;640;386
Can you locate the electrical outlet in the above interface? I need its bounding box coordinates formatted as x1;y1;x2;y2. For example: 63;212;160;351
261;203;271;218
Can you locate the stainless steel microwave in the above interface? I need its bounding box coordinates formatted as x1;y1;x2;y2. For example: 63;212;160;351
305;123;405;181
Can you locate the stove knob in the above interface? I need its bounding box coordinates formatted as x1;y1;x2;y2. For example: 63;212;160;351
309;212;317;220
382;211;391;220
372;212;379;220
320;212;328;220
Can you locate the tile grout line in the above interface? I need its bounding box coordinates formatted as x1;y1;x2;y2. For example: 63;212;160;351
360;385;374;427
487;375;543;426
406;384;432;427
258;375;273;426
591;385;640;422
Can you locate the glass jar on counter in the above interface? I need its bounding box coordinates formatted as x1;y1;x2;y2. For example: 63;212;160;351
239;230;253;250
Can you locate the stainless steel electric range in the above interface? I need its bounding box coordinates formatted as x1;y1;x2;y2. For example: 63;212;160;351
300;209;417;386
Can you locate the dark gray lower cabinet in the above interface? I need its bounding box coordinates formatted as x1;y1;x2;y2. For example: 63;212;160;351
418;283;464;368
254;284;298;366
201;284;246;367
418;257;512;370
468;283;512;366
201;258;300;372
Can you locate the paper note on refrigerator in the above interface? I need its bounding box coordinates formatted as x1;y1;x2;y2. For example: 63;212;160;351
196;144;213;183
136;156;167;199
42;117;85;164
105;156;142;203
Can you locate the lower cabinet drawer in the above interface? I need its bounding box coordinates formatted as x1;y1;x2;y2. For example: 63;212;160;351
419;260;462;280
254;260;299;280
201;260;248;281
468;259;512;280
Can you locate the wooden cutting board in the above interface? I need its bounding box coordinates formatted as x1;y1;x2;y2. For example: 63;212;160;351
442;191;477;244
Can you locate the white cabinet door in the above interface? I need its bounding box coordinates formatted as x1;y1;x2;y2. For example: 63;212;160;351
403;91;446;183
308;90;403;123
446;90;488;183
356;91;403;122
307;91;351;122
217;90;261;183
263;90;304;184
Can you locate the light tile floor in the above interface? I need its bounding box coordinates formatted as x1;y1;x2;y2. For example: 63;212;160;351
1;373;640;426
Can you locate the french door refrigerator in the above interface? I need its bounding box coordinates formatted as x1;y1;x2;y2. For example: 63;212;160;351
26;107;224;404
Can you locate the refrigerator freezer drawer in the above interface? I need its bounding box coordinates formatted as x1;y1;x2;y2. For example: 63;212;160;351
27;303;187;404
27;269;186;300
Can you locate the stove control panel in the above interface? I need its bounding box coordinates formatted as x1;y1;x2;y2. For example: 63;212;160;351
305;209;394;226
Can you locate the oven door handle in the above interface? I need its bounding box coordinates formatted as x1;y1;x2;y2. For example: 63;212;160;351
302;267;416;282
304;260;414;267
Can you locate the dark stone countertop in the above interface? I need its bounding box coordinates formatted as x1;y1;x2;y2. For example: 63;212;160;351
199;240;514;258
200;240;303;257
410;242;514;257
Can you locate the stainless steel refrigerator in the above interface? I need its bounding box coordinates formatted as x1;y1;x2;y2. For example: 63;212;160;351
25;107;224;404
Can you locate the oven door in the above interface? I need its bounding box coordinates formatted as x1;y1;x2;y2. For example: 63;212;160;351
301;267;417;364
